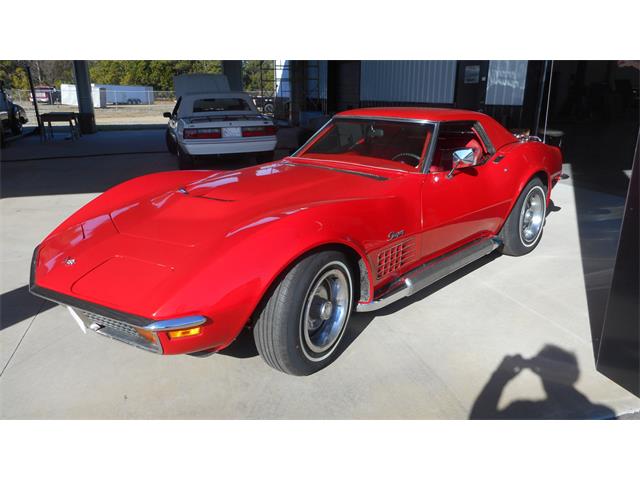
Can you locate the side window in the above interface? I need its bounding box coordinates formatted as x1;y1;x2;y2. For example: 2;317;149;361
429;121;487;173
171;96;181;117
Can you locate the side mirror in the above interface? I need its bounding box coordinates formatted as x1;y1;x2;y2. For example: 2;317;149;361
163;112;171;118
447;148;477;179
453;147;476;165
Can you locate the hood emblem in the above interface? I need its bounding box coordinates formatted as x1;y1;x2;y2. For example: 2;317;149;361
64;257;76;266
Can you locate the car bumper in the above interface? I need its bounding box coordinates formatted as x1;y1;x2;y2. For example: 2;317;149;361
30;283;209;354
180;136;276;156
29;246;214;355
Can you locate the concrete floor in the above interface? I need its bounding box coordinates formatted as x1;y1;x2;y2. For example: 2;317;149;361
1;130;639;419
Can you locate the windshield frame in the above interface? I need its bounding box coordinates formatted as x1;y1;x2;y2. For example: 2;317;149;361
292;116;439;173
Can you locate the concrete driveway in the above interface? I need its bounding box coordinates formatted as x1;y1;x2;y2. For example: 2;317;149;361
1;131;639;419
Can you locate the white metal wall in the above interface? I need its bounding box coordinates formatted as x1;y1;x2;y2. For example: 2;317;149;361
485;60;528;106
360;61;457;104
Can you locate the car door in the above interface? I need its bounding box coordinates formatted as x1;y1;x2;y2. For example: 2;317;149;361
420;121;508;259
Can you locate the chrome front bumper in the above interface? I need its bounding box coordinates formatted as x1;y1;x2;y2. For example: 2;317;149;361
29;245;207;354
67;307;206;354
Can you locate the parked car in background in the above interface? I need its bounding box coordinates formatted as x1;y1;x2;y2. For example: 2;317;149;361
0;111;7;147
30;107;563;375
252;95;275;114
0;85;28;138
164;74;277;169
30;85;61;104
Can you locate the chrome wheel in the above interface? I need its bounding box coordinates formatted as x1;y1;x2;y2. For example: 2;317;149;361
300;262;352;361
519;186;546;246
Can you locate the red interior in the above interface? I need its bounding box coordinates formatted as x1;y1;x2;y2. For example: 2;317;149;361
429;134;484;173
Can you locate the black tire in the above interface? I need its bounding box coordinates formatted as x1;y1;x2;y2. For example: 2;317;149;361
500;177;547;256
255;151;274;164
165;129;177;154
10;117;22;136
253;250;354;376
177;145;194;170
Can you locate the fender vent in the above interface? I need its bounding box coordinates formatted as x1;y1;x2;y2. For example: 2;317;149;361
376;239;416;280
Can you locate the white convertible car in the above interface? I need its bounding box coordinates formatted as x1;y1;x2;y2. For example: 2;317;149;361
164;74;277;169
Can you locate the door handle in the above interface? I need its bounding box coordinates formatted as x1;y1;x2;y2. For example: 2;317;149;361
492;155;505;164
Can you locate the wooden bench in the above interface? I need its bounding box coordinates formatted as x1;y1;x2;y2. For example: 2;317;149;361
40;112;81;141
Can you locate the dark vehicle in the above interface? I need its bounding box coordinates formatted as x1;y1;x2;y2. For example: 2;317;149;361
0;85;28;139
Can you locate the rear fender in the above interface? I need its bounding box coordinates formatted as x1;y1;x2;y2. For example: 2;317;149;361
499;142;562;231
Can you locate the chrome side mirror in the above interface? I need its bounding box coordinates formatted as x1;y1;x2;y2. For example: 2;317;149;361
453;148;476;165
447;148;477;179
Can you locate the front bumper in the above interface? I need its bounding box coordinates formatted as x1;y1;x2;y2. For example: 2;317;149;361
30;284;207;354
29;246;206;354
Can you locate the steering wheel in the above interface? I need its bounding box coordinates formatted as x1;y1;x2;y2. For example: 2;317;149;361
391;152;421;167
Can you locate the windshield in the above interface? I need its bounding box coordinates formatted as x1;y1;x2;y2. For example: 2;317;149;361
299;118;434;168
192;98;252;113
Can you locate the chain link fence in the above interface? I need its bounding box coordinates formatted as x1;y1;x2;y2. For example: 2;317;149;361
8;88;281;128
8;89;177;127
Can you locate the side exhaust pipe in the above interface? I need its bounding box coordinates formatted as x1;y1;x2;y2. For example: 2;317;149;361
357;237;502;312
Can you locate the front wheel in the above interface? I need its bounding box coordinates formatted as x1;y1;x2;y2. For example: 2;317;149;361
253;250;354;376
500;177;547;256
11;117;22;136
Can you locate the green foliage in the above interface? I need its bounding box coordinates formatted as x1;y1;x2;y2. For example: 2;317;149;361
0;60;276;93
89;60;223;91
0;61;31;90
243;60;274;93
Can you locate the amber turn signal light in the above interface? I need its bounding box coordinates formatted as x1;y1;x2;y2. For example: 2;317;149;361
168;327;202;339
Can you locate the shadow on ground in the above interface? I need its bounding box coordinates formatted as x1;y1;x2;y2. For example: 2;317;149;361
0;285;55;331
469;344;615;419
1;128;296;198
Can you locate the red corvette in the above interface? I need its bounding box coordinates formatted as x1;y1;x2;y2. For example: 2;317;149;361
30;108;563;375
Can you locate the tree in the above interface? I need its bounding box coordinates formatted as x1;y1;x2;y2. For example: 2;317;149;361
243;60;274;93
0;61;31;90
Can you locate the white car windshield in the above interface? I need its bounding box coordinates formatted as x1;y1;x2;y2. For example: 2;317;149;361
192;98;251;113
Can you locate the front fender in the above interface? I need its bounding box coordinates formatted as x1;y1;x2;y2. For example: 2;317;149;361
153;201;383;350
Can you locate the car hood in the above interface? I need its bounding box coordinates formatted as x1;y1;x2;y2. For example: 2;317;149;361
109;160;394;248
33;159;402;316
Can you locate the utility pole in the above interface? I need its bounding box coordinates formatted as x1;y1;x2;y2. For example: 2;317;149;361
25;64;41;134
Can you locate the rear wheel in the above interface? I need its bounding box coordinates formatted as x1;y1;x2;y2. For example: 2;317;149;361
253;250;354;376
165;129;177;154
177;145;194;170
500;177;547;256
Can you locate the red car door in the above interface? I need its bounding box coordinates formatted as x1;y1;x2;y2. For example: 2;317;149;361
419;121;512;260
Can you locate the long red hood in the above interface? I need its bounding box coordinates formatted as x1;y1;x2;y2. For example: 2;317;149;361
33;160;404;317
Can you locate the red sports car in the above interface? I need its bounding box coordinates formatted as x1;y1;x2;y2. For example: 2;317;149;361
30;108;563;375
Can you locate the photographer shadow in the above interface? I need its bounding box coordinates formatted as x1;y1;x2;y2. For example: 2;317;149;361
469;344;615;419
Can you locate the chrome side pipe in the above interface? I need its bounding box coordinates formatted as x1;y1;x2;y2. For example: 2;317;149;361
357;237;502;312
